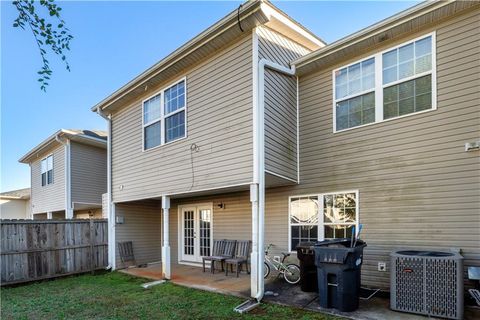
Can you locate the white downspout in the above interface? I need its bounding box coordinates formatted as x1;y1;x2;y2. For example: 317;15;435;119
55;134;73;219
254;59;295;302
96;107;115;270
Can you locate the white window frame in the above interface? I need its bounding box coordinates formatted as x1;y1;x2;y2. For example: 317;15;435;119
41;154;54;186
332;32;437;133
288;190;360;253
142;77;187;151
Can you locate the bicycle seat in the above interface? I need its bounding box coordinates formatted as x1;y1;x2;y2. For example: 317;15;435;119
282;252;290;258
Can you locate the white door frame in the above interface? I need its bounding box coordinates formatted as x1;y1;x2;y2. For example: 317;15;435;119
177;202;213;266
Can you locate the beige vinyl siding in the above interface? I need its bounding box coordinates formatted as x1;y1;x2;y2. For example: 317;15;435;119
288;9;480;290
258;26;310;181
70;141;107;206
30;145;65;214
111;34;253;203
264;70;298;181
257;26;311;67
115;202;162;267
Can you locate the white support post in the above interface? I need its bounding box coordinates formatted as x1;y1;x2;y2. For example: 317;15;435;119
162;196;171;279
47;211;52;219
109;202;116;270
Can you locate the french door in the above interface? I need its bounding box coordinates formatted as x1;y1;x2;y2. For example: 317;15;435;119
180;204;212;263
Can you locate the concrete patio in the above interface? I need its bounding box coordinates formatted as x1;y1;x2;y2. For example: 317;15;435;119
121;263;252;297
121;263;480;320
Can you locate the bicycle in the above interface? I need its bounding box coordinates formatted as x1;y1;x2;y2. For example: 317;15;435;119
263;244;301;284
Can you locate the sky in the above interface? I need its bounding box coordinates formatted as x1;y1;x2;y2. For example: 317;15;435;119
1;0;419;192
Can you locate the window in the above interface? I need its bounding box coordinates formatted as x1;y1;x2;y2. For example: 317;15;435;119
333;33;436;132
143;79;186;150
41;155;53;186
288;191;359;251
289;196;319;251
382;36;433;119
334;58;376;130
322;191;358;239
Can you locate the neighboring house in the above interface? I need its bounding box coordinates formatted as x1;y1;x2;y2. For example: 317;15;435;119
19;129;108;219
0;188;31;219
92;0;480;300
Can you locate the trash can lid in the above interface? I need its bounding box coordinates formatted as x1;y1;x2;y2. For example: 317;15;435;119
296;241;316;249
314;238;367;250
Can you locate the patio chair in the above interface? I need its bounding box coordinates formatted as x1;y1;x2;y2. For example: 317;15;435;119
202;239;226;272
118;241;136;267
225;240;251;277
209;239;237;274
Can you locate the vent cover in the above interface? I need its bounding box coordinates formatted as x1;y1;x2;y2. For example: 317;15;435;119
390;250;464;320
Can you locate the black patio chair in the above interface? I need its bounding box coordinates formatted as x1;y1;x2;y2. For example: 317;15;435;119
202;239;225;272
225;240;251;277
210;239;237;274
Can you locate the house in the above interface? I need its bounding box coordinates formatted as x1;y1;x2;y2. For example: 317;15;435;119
92;0;480;300
0;188;31;219
19;129;108;219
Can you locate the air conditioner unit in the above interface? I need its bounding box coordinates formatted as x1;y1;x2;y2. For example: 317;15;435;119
390;250;464;320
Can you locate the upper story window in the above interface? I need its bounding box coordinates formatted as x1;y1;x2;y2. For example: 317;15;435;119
333;33;436;132
143;79;186;150
41;155;53;186
382;36;433;119
334;58;376;131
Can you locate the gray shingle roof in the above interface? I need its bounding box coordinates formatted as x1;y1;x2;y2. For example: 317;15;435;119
67;129;107;140
19;128;107;163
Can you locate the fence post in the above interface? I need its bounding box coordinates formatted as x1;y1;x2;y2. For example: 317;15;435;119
89;219;95;275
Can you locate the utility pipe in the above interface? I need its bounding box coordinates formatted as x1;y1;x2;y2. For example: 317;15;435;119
254;58;295;302
96;107;115;269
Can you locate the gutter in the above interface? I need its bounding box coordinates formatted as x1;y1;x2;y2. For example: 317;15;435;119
96;107;115;270
252;58;295;302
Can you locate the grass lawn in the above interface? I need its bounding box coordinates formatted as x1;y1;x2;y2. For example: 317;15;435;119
1;272;342;320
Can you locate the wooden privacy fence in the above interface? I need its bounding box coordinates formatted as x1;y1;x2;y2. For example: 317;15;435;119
1;219;108;285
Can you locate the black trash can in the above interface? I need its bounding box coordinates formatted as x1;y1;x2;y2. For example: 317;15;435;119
313;238;367;312
296;242;318;292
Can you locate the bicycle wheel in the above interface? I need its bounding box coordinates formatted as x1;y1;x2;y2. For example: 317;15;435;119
263;262;270;279
283;264;300;284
